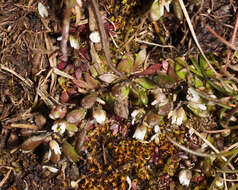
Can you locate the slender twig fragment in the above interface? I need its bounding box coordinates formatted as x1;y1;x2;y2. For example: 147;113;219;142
10;123;38;130
90;0;124;77
166;135;215;158
0;167;12;187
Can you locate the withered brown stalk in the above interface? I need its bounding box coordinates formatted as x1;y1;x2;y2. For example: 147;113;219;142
90;0;124;77
60;0;76;62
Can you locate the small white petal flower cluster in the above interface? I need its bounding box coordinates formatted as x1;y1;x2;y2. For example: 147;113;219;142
179;169;192;187
93;109;106;124
49;140;61;155
186;88;210;117
133;125;147;141
168;107;187;126
187;88;207;110
52;121;67;135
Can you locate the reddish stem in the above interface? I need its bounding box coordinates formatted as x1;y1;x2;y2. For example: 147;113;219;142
225;13;238;71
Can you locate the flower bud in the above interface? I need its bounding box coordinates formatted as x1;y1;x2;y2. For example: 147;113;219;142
66;108;87;124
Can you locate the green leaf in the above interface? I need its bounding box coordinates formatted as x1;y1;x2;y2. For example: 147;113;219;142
194;77;203;88
134;78;157;89
139;90;148;105
121;86;130;98
190;57;202;74
66;123;78;132
175;57;203;77
62;140;79;163
199;55;213;78
175;64;187;80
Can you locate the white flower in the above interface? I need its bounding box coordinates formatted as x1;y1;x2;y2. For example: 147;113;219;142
150;0;172;22
186;88;209;117
179;169;192;187
131;109;145;125
96;97;106;104
49;140;61;155
71;180;79;188
198;103;207;110
151;92;168;106
131;110;140;125
168;108;187;126
133;125;147;141
93;109;106;124
52;121;67;135
76;0;83;7
187;88;200;102
69;35;80;49
89;31;101;43
154;125;161;134
38;2;48;18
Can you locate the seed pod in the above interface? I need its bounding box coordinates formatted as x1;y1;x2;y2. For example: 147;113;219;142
84;73;100;89
81;94;97;109
21;134;50;152
62;140;79;163
66;108;87;124
135;48;146;68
